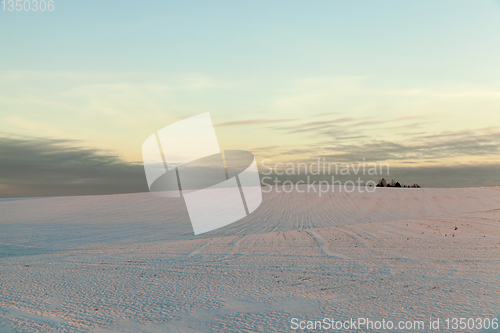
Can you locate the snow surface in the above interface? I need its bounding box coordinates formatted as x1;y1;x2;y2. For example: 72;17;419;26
0;186;499;332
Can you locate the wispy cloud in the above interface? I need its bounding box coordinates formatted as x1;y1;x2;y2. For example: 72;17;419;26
296;128;500;163
216;118;297;127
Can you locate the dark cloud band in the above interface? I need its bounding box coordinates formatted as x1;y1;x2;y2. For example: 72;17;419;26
0;135;148;198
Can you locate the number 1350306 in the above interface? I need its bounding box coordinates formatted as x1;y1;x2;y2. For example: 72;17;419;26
2;0;54;11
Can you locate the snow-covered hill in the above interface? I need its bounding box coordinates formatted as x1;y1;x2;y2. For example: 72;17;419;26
1;186;499;332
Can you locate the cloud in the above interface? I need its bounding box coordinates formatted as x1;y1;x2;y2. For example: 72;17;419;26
0;135;148;198
254;121;500;168
250;145;281;153
1;131;499;197
216;118;297;127
313;128;500;162
215;113;500;168
276;115;424;136
311;112;340;117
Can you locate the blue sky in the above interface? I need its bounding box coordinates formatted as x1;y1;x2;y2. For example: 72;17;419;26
2;0;500;79
1;1;499;77
1;0;500;181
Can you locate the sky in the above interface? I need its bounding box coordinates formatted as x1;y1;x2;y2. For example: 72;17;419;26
1;0;500;197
